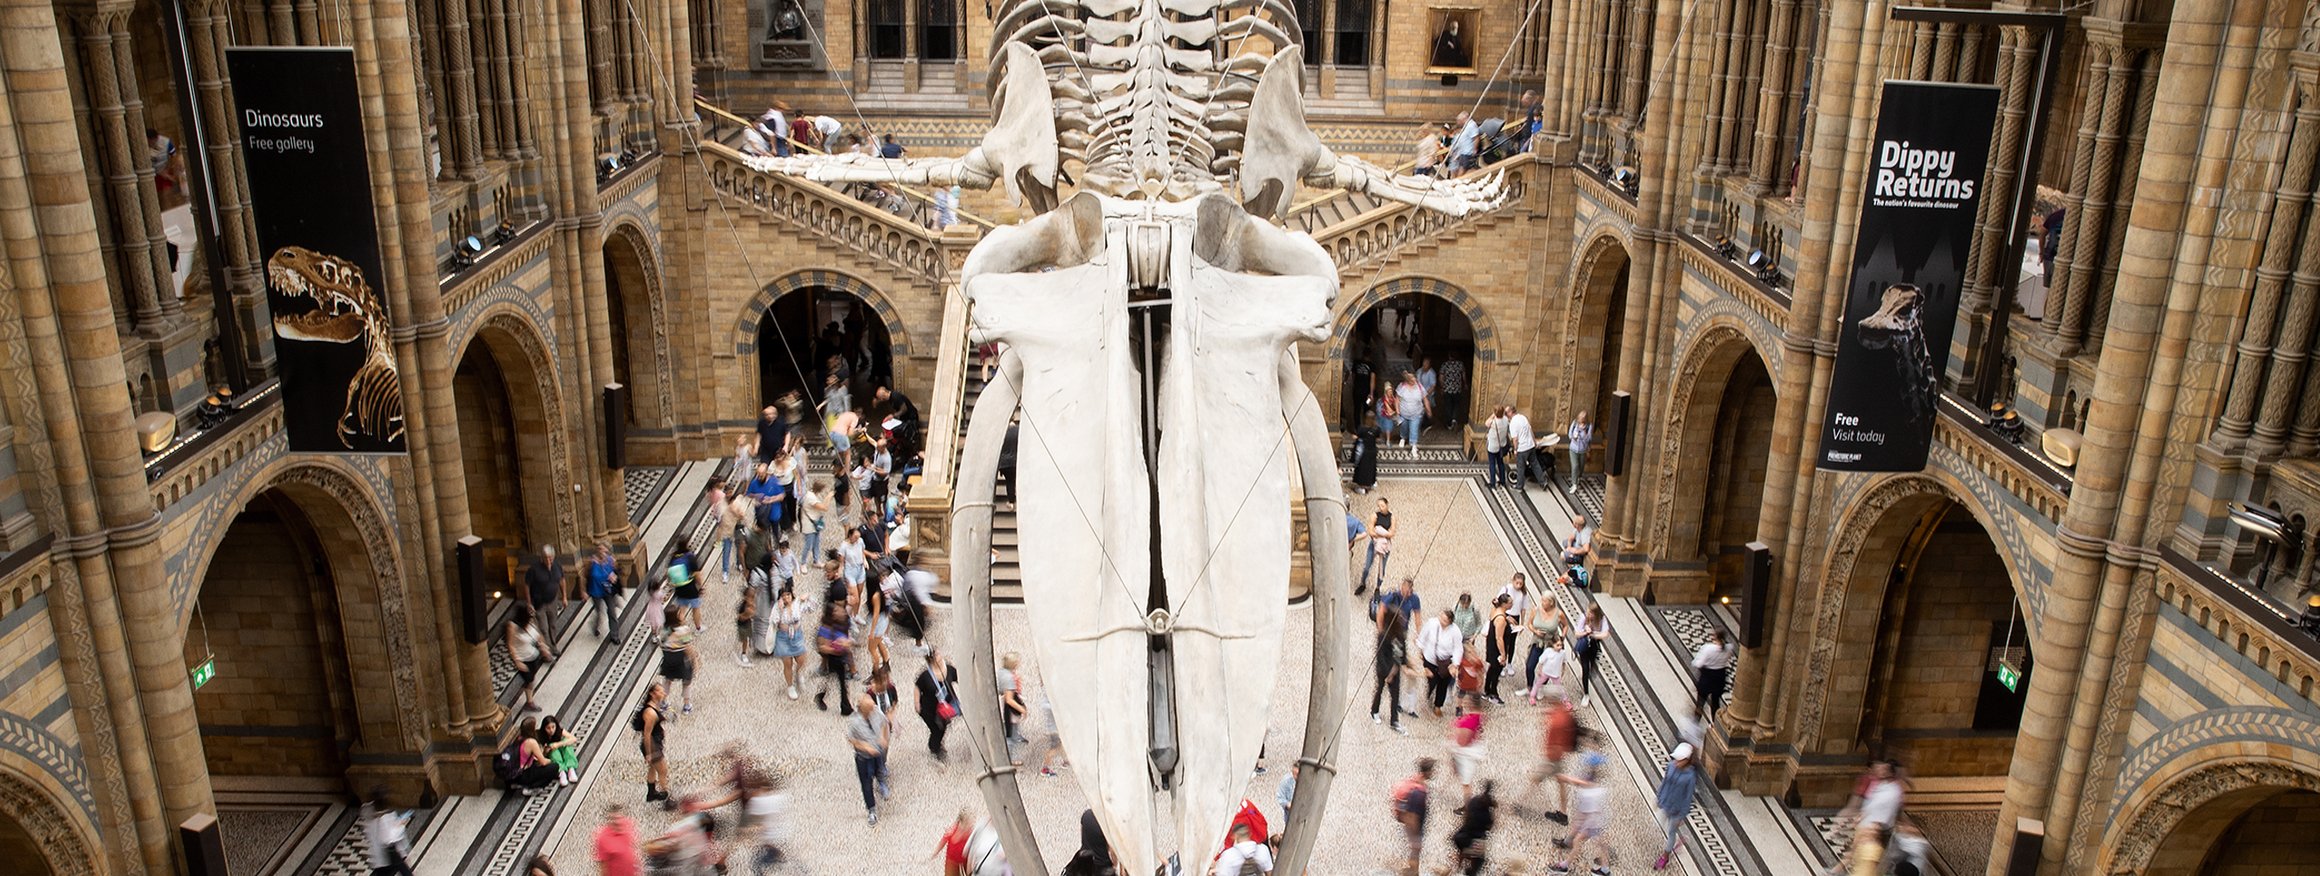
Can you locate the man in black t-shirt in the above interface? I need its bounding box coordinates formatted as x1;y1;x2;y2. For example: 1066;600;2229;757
754;405;788;462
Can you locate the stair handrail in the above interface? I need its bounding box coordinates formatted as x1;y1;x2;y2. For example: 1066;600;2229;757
695;97;999;232
1306;150;1534;275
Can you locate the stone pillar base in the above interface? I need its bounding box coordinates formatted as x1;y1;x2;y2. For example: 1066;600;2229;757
1645;562;1713;604
345;760;434;808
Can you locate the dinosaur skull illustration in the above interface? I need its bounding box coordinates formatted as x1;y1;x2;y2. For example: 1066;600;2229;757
267;246;406;448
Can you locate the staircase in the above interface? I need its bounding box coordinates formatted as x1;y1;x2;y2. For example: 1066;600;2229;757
1282;188;1387;236
954;369;1023;596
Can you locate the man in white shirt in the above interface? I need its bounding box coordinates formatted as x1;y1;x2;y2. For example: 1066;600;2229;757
1690;628;1735;713
1417;609;1463;716
812;114;844;152
1213;822;1274;874
1507;406;1537;489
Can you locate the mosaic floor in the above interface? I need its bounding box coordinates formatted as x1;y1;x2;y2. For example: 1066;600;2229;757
509;473;1766;875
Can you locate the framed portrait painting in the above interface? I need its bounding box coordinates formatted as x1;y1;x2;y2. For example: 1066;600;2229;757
1426;7;1480;75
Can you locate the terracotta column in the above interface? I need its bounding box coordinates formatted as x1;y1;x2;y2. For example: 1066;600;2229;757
1986;1;2242;871
1719;0;1878;775
67;4;177;329
0;9;166;870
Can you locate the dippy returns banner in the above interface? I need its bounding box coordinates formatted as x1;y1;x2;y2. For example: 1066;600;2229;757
1817;81;2000;472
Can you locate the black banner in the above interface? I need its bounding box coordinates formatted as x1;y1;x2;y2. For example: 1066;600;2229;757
228;47;406;453
1816;81;1999;472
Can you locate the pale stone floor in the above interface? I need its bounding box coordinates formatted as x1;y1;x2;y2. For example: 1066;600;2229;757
540;476;1708;875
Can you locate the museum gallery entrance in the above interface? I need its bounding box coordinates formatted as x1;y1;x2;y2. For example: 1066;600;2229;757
758;286;893;409
1340;293;1475;442
188;493;360;783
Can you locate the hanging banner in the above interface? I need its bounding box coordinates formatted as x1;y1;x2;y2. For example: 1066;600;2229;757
227;47;406;453
1816;81;2000;472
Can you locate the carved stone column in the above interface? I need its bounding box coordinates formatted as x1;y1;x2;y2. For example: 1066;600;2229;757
2211;84;2319;451
1745;0;1799;194
185;0;273;377
1713;0;1877;792
68;4;178;330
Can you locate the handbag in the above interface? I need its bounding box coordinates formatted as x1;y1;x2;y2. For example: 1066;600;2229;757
931;671;959;720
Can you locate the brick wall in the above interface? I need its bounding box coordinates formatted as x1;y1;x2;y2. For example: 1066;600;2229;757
184;508;347;778
2205;790;2320;874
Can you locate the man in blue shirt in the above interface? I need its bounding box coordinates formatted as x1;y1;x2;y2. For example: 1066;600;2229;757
878;133;906;160
1373;577;1422;633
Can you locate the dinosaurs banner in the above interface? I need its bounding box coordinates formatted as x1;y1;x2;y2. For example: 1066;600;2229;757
1817;81;1999;473
228;47;406;453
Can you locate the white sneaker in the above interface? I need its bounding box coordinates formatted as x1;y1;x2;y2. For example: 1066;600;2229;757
788;684;800;700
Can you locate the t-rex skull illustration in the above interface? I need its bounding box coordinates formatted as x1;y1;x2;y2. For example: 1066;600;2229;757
267;245;405;448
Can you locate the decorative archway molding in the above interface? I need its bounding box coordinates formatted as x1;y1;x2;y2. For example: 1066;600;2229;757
730;268;915;360
173;459;426;748
604;220;675;427
1556;233;1631;425
456;306;582;550
1647;320;1773;560
0;765;99;876
1793;470;2034;753
1324;274;1501;364
2103;756;2320;874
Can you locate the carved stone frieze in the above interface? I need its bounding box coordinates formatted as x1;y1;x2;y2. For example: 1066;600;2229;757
0;768;98;876
2107;759;2320;874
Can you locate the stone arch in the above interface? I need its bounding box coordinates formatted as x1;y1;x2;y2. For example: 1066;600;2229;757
1326;275;1502;365
1795;472;2036;755
453;307;580;550
731;269;914;360
1325;275;1501;434
0;766;98;876
1648;321;1776;599
2104;757;2320;874
1559;233;1632;430
604;221;673;429
176;459;425;750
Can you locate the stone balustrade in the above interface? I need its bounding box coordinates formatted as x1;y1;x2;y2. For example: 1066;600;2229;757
1311;160;1532;277
145;387;284;512
2160;546;2320;710
1933;394;2074;524
700;142;953;283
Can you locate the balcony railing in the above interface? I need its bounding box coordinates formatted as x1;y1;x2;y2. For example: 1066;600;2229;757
693;98;996;233
2161;545;2320;702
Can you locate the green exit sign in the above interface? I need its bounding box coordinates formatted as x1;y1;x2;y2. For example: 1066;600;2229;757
189;658;216;690
1996;660;2021;693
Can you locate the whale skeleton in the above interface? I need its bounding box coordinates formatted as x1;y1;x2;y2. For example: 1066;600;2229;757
747;0;1501;871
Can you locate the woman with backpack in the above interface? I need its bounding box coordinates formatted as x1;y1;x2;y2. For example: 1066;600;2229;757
504;717;560;796
635;682;671;803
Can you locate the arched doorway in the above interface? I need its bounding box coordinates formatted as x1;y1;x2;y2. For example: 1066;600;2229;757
1853;499;2030;778
0;769;97;876
1339;293;1477;442
757;285;893;408
0;812;51;876
455;332;556;588
185;490;361;780
2111;762;2320;873
603;228;665;427
1565;238;1631;448
1659;331;1776;602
